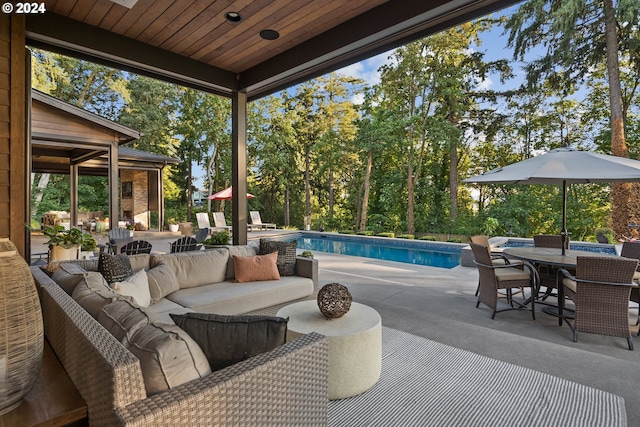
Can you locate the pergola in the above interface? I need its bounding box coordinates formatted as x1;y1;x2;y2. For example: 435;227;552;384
23;0;518;245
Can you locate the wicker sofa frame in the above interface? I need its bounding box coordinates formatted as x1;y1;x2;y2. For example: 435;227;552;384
30;262;329;426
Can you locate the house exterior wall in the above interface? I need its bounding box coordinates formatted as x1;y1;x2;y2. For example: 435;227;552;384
1;15;27;256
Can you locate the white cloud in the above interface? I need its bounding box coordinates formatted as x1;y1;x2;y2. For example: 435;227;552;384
337;49;396;87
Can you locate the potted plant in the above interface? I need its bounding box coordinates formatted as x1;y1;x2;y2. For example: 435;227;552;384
300;250;314;259
79;233;98;259
202;230;230;247
43;225;85;261
167;218;179;233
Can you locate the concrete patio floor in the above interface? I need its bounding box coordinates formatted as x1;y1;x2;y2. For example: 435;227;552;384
31;230;640;425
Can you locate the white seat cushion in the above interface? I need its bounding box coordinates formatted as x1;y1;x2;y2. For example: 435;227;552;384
494;266;531;282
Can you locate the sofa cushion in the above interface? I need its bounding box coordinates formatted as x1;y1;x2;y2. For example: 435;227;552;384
165;276;314;315
72;271;124;318
127;323;212;395
233;252;280;283
259;239;297;276
170;312;288;371
225;245;258;279
98;299;150;346
112;269;151;307
142;299;194;324
128;253;151;272
151;249;228;288
98;253;133;284
51;262;87;294
147;263;180;303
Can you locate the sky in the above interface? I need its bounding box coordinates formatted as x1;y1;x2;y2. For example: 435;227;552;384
195;5;525;191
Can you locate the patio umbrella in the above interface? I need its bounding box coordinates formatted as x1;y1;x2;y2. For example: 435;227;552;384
463;146;640;255
207;186;255;200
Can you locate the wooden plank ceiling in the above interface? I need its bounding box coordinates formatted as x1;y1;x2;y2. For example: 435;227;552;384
26;0;518;100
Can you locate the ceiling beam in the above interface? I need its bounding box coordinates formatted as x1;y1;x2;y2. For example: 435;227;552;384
26;13;238;98
242;0;520;99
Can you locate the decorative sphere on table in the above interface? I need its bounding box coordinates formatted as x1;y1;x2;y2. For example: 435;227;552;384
317;283;352;318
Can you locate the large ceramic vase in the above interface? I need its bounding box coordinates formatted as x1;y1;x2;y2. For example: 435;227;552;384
0;238;44;415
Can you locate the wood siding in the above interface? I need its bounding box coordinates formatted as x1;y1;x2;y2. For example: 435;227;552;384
1;14;26;256
32;101;120;143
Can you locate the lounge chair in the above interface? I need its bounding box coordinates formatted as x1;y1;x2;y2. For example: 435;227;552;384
249;211;276;230
558;256;638;350
212;212;233;232
196;212;229;233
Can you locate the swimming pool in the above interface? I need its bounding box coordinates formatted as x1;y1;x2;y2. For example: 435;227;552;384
291;233;462;269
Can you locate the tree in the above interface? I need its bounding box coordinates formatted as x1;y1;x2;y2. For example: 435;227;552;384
505;0;640;238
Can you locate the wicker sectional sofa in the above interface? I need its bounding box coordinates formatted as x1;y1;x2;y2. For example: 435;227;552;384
30;245;329;426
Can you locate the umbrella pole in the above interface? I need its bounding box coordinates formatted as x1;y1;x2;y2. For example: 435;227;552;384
561;180;567;256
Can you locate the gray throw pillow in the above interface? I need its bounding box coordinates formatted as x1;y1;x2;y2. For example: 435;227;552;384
259;239;297;276
170;312;288;371
98;253;133;284
51;262;87;294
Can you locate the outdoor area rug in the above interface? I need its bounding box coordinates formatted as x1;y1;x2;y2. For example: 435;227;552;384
328;327;627;427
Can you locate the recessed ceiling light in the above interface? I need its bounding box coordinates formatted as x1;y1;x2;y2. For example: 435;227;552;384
260;29;280;40
109;0;138;8
225;12;242;22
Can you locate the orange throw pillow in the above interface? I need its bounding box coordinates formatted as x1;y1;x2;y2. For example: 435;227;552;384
233;252;281;283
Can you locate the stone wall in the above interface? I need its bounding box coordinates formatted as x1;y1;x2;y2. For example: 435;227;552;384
120;169;149;229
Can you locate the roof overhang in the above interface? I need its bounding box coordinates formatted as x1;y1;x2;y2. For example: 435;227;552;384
26;0;519;101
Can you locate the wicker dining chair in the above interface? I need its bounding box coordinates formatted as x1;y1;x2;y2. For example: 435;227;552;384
534;234;571;301
170;236;198;253
469;235;522;296
470;243;537;320
620;242;640;335
558;256;638;350
120;240;153;255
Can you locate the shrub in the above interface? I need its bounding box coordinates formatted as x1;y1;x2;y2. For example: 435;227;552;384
447;238;462;243
397;234;415;239
339;230;356;234
419;235;437;241
300;250;314;259
356;230;375;236
376;232;395;238
203;230;230;245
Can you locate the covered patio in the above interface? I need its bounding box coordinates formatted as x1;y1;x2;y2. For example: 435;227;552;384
0;0;520;257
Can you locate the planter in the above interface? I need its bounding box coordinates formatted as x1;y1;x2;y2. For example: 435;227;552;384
178;222;192;236
95;220;106;233
168;224;179;232
49;245;79;261
0;238;44;415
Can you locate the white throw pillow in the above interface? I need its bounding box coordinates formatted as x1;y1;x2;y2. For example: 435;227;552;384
112;269;151;307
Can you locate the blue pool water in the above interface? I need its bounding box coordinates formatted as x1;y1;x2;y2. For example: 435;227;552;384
293;233;462;269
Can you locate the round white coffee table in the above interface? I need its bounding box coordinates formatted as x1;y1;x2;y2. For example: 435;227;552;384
277;300;381;400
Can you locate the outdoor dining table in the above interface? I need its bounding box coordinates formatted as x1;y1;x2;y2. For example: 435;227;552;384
502;246;618;317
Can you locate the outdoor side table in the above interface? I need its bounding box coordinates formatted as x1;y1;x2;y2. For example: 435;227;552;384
277;300;381;400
